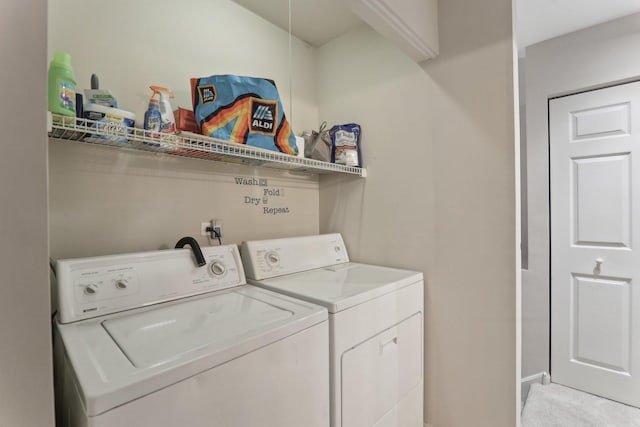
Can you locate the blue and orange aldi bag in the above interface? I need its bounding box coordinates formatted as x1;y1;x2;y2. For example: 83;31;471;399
190;75;299;155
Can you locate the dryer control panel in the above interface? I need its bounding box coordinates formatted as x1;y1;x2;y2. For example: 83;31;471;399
56;245;246;323
241;233;349;280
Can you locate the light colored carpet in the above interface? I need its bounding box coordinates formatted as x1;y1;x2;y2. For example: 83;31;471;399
521;383;640;427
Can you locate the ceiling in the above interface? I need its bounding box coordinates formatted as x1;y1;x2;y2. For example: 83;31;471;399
232;0;361;47
233;0;640;49
518;0;640;47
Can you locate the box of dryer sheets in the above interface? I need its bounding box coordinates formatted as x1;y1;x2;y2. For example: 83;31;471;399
190;75;299;155
174;108;199;133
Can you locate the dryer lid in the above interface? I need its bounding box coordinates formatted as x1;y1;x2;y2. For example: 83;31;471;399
103;291;293;368
248;263;423;313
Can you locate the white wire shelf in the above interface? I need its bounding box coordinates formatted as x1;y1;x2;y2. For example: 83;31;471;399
47;113;367;177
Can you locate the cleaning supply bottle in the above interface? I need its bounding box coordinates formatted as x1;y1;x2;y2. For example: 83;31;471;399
143;92;162;140
149;86;176;134
48;51;77;121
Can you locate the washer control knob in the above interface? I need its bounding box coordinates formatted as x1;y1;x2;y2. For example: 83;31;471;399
115;280;128;290
84;284;98;296
210;261;226;276
265;251;280;266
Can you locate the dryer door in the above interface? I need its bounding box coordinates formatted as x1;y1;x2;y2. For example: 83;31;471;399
341;312;422;426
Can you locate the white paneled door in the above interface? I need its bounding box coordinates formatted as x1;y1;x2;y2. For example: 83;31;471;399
550;81;640;407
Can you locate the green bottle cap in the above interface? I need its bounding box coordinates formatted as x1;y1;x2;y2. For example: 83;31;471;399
52;51;72;68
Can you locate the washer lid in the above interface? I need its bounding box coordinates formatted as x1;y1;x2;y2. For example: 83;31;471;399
103;291;294;368
56;286;327;417
248;263;423;313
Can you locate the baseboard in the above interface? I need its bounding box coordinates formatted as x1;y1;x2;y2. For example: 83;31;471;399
522;371;550;385
521;371;550;407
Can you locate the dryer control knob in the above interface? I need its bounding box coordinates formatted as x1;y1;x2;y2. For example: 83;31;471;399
265;251;280;266
115;280;128;290
84;284;98;296
210;261;226;276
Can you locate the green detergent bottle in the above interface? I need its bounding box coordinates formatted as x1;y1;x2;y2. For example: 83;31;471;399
48;51;77;120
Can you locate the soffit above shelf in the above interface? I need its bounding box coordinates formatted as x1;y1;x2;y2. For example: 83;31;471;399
232;0;439;63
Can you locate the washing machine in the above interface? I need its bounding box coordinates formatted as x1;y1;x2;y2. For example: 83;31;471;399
53;244;329;427
241;234;424;427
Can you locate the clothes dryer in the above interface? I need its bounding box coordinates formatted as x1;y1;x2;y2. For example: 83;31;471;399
241;234;424;427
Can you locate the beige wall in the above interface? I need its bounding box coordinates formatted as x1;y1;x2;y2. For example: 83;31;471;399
316;25;435;270
0;0;55;425
318;0;518;425
48;0;320;258
523;13;640;378
49;142;319;259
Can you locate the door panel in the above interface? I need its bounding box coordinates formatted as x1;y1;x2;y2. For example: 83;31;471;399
571;154;631;247
571;102;630;141
572;274;631;372
550;81;640;408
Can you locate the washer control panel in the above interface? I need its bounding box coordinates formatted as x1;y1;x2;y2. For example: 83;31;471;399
74;269;139;304
241;233;349;280
56;245;246;323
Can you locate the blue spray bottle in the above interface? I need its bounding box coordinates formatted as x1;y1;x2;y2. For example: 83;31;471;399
144;89;162;145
